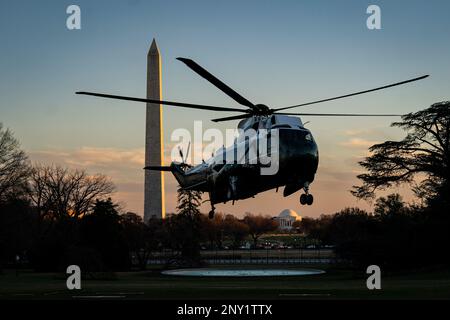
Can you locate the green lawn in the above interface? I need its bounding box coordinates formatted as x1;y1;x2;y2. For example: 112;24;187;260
1;265;450;300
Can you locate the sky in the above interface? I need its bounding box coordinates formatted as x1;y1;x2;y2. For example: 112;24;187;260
1;0;449;218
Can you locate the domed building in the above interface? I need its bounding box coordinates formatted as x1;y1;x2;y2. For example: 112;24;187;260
274;209;302;231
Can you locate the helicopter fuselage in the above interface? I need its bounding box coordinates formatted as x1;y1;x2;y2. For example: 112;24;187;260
168;115;319;206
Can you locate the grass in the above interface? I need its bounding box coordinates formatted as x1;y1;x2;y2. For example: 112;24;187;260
1;265;450;300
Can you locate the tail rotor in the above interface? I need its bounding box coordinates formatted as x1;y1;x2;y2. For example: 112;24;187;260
178;141;192;169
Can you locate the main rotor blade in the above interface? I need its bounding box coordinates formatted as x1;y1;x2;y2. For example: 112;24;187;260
277;112;403;117
177;57;256;110
273;75;429;112
211;114;253;123
76;91;247;113
144;166;172;171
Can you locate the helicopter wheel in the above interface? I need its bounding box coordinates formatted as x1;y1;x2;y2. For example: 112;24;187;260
306;194;314;205
209;204;215;219
300;194;307;205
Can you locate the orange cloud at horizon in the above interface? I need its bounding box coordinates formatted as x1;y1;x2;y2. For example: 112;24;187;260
28;137;419;219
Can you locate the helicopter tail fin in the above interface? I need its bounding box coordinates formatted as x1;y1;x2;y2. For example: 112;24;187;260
144;163;189;187
144;163;202;190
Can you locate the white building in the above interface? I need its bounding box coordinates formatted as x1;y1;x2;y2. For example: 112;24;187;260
274;209;302;231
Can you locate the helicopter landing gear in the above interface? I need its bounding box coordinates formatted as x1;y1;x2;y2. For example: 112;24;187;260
300;193;314;205
306;194;313;205
208;204;216;219
300;184;314;206
300;193;307;205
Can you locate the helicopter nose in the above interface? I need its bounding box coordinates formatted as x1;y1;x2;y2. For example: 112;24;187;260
278;128;319;173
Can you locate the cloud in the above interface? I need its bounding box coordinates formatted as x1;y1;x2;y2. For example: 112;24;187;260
28;146;188;215
116;181;143;193
342;128;390;138
30;147;144;169
343;129;367;137
340;138;379;149
317;166;356;183
27;143;406;218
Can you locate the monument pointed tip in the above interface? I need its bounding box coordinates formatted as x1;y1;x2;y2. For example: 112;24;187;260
148;38;160;55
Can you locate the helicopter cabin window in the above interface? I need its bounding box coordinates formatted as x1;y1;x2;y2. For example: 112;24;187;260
271;115;303;129
272;124;291;129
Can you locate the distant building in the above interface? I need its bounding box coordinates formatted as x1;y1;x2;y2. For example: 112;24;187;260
274;209;302;231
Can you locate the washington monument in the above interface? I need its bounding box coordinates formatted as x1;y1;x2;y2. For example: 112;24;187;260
144;39;165;222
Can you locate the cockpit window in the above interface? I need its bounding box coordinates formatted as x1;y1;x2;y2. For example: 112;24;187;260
272;124;291;129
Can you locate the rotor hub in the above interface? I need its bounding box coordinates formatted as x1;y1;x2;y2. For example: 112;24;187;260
254;104;271;115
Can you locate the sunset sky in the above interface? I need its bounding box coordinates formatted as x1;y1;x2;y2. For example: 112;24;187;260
1;0;449;218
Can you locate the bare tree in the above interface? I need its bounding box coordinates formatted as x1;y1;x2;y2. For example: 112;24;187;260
200;212;225;249
0;123;30;202
243;213;278;248
28;164;115;221
222;214;249;248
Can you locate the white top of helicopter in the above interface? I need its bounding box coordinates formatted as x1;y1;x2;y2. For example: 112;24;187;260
237;115;304;131
192;115;304;169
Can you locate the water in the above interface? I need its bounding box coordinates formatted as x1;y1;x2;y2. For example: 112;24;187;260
161;268;325;277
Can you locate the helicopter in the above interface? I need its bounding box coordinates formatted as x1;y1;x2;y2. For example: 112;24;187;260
77;57;428;218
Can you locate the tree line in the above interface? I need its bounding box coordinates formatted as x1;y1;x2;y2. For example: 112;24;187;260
296;194;450;269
